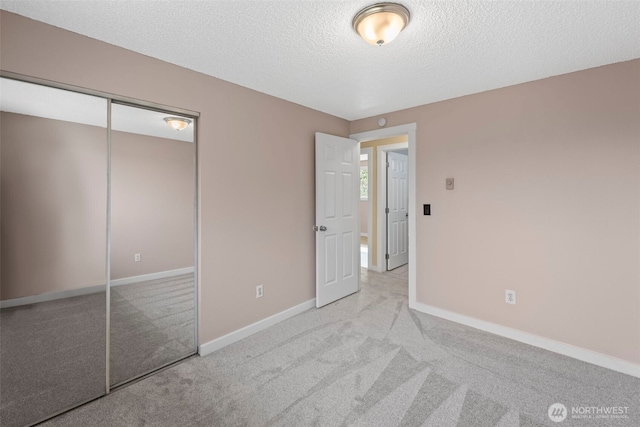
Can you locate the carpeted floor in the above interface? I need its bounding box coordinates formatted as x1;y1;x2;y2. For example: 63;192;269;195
39;267;639;427
0;274;195;427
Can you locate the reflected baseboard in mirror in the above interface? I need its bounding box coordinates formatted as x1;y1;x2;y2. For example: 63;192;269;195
110;272;195;386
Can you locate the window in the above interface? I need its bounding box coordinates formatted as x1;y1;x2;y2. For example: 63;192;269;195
360;165;368;200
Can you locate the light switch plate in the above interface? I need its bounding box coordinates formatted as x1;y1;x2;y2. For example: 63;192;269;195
446;178;454;190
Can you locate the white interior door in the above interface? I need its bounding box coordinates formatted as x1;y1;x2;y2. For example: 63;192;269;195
387;151;408;270
315;132;360;308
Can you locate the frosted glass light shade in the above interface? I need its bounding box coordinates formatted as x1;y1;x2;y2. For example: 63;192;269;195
164;117;192;131
353;3;410;46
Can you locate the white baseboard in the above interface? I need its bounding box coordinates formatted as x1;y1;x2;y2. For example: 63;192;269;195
199;298;316;357
1;267;195;309
364;265;384;273
410;301;640;378
367;263;384;273
1;284;105;309
110;267;194;287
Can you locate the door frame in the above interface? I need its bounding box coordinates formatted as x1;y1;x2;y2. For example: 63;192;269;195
350;123;417;307
377;143;409;272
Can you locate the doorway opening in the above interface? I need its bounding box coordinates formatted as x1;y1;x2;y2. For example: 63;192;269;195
357;136;409;273
351;123;417;307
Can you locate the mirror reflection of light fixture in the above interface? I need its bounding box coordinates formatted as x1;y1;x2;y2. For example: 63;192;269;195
352;3;410;46
164;117;192;131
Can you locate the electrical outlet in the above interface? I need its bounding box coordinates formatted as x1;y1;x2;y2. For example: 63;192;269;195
256;285;263;299
505;289;516;305
134;253;141;262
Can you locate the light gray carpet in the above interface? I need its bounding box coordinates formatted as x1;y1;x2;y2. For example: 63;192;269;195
0;274;195;427
39;267;639;426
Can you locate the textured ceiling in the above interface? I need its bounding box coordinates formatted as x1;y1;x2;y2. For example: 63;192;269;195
2;1;639;120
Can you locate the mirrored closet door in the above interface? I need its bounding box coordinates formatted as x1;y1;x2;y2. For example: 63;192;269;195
0;76;198;427
109;103;196;387
0;78;108;427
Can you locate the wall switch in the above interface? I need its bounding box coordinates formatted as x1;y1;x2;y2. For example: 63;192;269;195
256;285;264;298
423;204;431;215
446;178;454;190
134;253;141;262
505;289;516;305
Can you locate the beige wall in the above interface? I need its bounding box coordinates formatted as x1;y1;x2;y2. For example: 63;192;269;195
0;12;349;342
0;112;108;300
111;131;194;280
359;200;368;235
360;136;408;266
351;60;640;364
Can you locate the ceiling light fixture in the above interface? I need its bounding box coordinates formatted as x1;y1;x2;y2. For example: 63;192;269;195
352;3;410;46
164;117;192;131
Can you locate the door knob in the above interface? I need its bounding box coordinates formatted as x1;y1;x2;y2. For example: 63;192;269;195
313;225;327;231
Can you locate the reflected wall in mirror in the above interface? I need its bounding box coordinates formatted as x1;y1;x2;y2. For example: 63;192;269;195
0;78;107;426
109;103;196;386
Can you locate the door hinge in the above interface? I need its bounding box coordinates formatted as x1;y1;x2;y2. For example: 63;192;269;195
385;254;390;260
385;207;389;213
386;161;390;168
